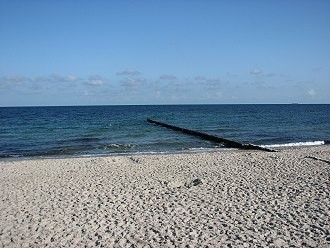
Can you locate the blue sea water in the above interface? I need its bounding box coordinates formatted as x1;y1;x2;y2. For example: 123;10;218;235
0;104;329;158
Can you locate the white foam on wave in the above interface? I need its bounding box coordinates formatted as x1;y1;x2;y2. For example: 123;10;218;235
187;147;237;152
261;141;325;148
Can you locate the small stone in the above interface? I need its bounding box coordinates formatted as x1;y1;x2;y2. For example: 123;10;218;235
274;238;284;247
167;180;184;188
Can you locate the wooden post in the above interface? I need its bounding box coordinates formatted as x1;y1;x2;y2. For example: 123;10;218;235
147;118;276;152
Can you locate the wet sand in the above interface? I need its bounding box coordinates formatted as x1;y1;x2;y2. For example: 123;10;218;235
0;146;329;247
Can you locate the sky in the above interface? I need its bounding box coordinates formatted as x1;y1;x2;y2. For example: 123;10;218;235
0;0;329;106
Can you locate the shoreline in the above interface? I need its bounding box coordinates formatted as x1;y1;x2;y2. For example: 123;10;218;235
0;147;237;162
1;146;329;247
1;143;328;162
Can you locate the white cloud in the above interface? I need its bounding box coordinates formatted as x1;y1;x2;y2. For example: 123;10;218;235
160;74;177;80
307;89;316;96
31;74;80;83
0;75;28;84
250;68;263;76
120;77;145;90
117;69;141;76
0;73;109;91
200;78;222;89
0;75;28;89
48;74;80;83
86;75;105;86
87;79;103;86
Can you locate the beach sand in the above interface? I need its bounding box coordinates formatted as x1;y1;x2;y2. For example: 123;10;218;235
0;146;329;247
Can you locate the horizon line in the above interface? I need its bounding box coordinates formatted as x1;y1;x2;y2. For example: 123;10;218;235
1;103;329;108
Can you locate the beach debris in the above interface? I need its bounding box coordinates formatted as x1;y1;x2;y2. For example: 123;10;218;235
167;178;203;189
129;157;140;163
185;178;203;188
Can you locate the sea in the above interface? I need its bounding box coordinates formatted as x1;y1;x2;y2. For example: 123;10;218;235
0;104;329;159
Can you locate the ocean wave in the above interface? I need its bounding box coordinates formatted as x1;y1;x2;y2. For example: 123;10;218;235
56;137;102;144
261;141;325;148
103;143;136;149
0;154;22;158
73;137;102;142
187;147;235;152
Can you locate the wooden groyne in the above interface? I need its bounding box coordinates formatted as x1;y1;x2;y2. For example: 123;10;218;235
147;118;276;152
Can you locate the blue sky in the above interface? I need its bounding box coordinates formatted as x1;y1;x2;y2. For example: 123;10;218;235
0;0;329;106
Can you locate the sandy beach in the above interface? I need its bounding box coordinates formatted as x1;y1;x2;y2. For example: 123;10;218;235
0;146;329;247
